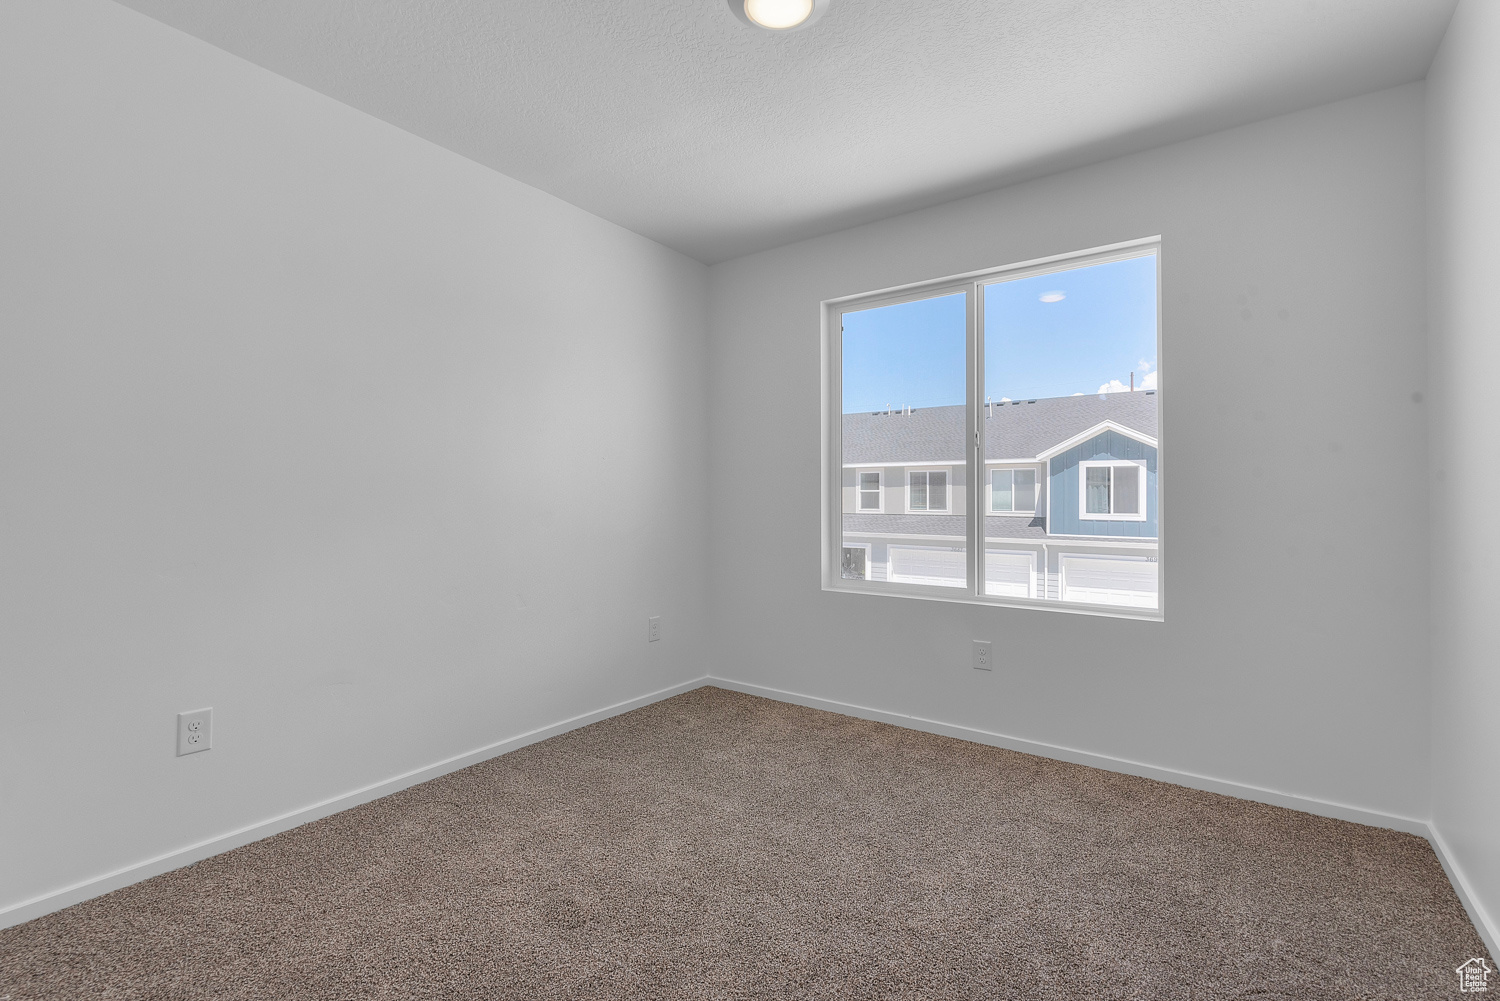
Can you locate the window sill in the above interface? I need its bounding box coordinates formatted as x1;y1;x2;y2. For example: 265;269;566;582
823;578;1163;622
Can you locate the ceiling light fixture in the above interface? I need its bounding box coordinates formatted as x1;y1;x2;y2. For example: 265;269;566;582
728;0;827;31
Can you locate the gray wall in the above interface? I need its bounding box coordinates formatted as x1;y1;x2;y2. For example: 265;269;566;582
708;84;1430;822
1426;0;1500;950
0;0;709;918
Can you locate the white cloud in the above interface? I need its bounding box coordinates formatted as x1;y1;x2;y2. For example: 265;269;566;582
1096;370;1158;395
1138;358;1154;372
999;396;1012;402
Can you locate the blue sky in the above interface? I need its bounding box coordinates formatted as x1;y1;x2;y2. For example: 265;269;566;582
841;255;1157;413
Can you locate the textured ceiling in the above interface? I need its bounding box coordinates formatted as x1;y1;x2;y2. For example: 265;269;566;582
114;0;1456;263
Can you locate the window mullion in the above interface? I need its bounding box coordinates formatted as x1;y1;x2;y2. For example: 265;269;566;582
968;282;983;598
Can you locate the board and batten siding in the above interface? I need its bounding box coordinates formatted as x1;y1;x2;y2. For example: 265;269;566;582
1047;430;1158;537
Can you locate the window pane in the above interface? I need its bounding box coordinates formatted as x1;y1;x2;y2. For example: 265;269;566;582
841;291;967;588
1014;469;1037;512
837;249;1159;611
992;469;1012;512
1113;464;1140;514
982;253;1158;609
1085;467;1111;514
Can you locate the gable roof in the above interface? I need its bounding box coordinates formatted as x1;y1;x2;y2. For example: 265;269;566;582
841;391;1158;465
1035;419;1157;461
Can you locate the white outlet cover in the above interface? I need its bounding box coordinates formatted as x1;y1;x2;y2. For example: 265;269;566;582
177;708;212;756
972;640;992;671
648;616;661;642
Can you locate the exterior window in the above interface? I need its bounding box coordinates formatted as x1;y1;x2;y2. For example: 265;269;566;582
991;468;1037;513
908;470;948;512
828;238;1160;618
857;470;882;511
1079;461;1146;520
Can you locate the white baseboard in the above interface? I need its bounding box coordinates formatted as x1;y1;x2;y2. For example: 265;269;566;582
704;677;1431;835
10;673;1495;959
1428;824;1500;959
0;675;711;931
707;676;1500;952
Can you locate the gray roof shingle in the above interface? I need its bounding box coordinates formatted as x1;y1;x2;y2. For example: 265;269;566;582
842;391;1158;464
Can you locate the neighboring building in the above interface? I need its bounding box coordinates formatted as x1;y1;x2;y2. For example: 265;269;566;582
841;390;1158;608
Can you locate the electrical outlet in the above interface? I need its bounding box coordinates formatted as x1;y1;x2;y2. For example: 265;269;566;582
177;708;212;756
648;616;661;643
972;640;992;671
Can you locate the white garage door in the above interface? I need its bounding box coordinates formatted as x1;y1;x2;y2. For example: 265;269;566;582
888;546;966;588
1060;554;1158;608
985;550;1037;598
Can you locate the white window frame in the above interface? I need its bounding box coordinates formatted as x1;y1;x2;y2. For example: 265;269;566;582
821;236;1163;622
854;468;883;512
906;468;951;514
987;465;1039;516
1077;460;1148;521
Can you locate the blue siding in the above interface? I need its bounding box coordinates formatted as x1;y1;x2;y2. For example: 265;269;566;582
1048;431;1157;538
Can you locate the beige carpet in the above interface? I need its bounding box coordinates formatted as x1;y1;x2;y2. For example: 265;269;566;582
1;687;1489;999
